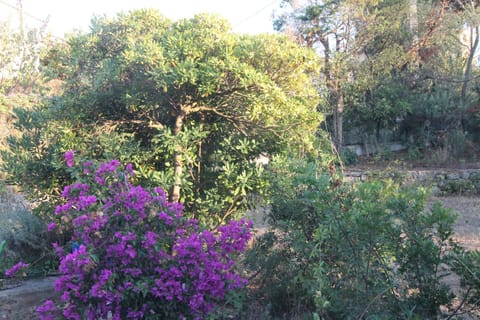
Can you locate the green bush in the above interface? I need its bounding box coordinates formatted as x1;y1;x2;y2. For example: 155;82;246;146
441;179;476;195
341;148;358;166
452;250;480;311
0;187;50;276
407;145;422;161
247;158;463;319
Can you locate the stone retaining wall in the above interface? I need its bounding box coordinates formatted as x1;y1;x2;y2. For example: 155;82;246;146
344;169;480;195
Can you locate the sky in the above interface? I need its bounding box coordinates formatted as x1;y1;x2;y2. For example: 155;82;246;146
0;0;282;36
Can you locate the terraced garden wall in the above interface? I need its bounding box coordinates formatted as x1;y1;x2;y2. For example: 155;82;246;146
344;169;480;195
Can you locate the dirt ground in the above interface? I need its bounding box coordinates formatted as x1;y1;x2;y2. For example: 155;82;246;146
434;196;480;251
429;196;480;319
0;277;57;319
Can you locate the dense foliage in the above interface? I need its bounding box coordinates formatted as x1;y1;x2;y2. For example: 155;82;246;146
1;4;480;319
0;15;50;170
247;158;467;318
35;152;252;319
276;0;480;161
0;187;50;277
3;10;327;224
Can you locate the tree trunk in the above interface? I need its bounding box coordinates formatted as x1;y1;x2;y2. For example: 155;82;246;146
334;91;344;154
320;37;344;154
170;112;185;203
194;114;205;211
461;25;479;112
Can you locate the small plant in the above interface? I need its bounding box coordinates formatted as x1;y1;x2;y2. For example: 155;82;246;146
4;261;29;278
0;240;5;258
441;179;476;195
447;129;467;158
408;145;422;161
36;151;252;320
374;147;393;162
2;258;29;290
340;148;358;166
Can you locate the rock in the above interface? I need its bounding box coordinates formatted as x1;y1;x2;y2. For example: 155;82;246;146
430;186;441;196
470;171;480;180
460;170;472;180
447;172;460;180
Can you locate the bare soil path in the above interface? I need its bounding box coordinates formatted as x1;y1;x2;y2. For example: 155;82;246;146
434;196;480;251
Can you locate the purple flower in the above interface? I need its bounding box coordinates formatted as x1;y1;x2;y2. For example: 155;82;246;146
5;261;29;277
52;242;63;255
64;150;75;167
83;160;95;174
47;222;57;231
36;157;252;320
158;211;173;225
63;304;81;320
77;195;97;210
72;214;89;227
37;300;59;320
142;231;158;248
99;269;112;283
125;163;134;176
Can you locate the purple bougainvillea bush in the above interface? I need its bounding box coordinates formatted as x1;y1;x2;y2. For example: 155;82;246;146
37;151;252;320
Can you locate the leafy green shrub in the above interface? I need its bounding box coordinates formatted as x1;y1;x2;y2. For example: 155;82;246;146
407;145;422;161
441;179;476;195
0;187;49;276
247;158;463;319
453;250;480;312
341;148;358;166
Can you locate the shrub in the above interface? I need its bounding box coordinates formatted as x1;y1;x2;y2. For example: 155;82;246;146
37;151;252;320
0;187;49;276
247;157;462;319
340;147;358;166
452;250;480;312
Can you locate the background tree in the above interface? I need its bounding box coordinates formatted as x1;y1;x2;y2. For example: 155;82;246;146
274;0;417;153
275;0;480;161
275;0;355;154
0;3;50;175
395;0;480;158
3;9;326;224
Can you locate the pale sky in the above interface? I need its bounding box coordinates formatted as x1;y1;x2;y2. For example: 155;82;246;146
0;0;282;36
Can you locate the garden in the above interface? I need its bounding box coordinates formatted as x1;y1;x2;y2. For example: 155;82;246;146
1;1;480;319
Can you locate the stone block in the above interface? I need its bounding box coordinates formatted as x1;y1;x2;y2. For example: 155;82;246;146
446;172;460;180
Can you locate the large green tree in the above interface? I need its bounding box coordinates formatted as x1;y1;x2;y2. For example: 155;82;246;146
4;10;326;224
274;0;413;152
275;0;354;154
275;0;480;155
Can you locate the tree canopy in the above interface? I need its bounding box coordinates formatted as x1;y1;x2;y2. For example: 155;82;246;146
4;9;327;224
274;0;480;158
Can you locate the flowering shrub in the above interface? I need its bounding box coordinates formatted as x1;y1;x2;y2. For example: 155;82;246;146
4;261;28;277
37;151;252;320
